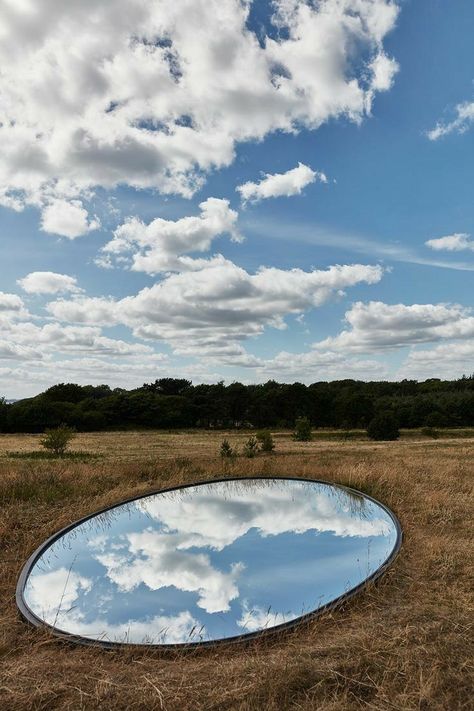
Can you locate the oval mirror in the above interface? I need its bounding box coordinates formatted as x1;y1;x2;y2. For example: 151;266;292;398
17;477;401;647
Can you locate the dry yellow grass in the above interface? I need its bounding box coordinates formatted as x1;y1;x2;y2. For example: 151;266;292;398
0;431;473;710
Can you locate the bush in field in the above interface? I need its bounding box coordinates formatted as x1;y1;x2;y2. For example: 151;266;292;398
340;428;356;442
40;424;76;456
421;426;439;439
256;430;275;453
220;438;237;460
293;417;312;442
243;436;259;458
367;413;399;441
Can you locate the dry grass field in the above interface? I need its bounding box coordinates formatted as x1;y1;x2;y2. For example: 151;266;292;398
0;430;472;710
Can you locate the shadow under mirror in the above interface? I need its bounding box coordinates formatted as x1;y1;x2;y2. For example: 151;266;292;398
17;477;401;647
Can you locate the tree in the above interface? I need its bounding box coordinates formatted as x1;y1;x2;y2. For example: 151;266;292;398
243;436;259;458
424;411;449;428
0;396;9;434
293;416;312;441
220;438;237;460
367;413;399;441
40;424;76;456
142;378;191;396
225;382;249;427
256;430;275;452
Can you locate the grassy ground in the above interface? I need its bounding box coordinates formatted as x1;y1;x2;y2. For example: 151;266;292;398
0;430;472;710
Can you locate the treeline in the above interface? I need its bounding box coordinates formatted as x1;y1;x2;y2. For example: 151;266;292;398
1;376;474;433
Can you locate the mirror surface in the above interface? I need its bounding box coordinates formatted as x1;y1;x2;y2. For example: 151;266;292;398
19;478;400;646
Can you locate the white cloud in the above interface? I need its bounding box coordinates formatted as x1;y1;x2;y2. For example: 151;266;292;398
0;291;26;314
237;162;325;204
368;51;399;93
99;197;240;273
0;340;42;361
427;100;474;140
25;568;92;626
399;341;474;380
256;348;388;381
46;261;383;357
0;320;153;357
93;530;244;614
18;271;82;295
25;567;199;643
40;200;100;239
64;610;200;645
425;233;474;252
0;0;399;215
313;301;474;353
139;480;392;551
237;602;297;633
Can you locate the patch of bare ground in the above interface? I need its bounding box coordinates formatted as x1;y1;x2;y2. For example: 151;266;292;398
0;431;472;710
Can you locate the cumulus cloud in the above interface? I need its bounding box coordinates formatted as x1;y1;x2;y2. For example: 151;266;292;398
18;271;82;295
99;197;240;273
313;301;474;353
425;233;474;252
0;317;156;385
237;602;297;633
139;480;392;551
0;340;42;361
25;568;92;626
427;100;474;141
0;291;27;315
367;50;399;92
64;610;200;645
46;261;383;357
0;0;399;215
237;162;325;203
40;200;100;239
25;567;199;643
93;530;244;614
400;341;474;380
256;348;388;381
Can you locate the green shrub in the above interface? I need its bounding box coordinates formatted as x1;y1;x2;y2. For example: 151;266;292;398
243;436;259;458
293;417;312;442
220;438;237;460
256;430;275;453
421;426;439;439
367;413;400;441
40;424;76;456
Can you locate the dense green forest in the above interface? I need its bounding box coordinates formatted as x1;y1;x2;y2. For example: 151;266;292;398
1;376;474;433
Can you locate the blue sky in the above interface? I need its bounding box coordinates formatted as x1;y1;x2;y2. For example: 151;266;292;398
0;0;473;398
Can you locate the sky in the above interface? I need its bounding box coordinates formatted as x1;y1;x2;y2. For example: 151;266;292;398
0;0;473;399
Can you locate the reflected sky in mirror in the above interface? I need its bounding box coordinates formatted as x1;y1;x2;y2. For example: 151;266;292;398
22;478;399;645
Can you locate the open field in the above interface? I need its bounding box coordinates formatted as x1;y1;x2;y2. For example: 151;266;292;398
1;430;473;710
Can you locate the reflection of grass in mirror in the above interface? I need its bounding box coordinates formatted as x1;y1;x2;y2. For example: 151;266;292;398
53;555;78;627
